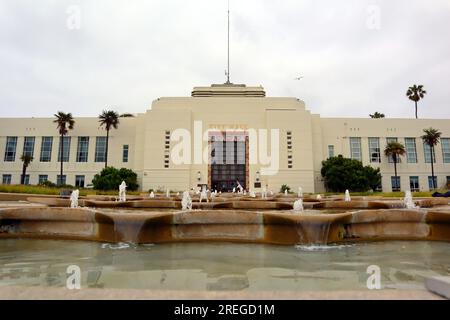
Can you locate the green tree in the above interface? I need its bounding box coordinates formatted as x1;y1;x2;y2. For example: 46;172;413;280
421;128;442;190
321;156;382;192
92;167;139;191
53;112;75;185
406;84;427;119
99;110;120;168
384;141;406;189
370;112;385;119
20;154;33;185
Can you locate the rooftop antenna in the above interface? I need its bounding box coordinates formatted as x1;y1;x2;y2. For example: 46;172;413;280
225;0;231;84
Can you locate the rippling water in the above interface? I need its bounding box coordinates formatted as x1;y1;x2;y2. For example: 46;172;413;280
0;239;449;291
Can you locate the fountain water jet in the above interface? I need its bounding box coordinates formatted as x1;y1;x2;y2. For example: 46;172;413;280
404;191;418;209
181;191;193;211
119;181;127;202
70;190;79;208
345;190;351;202
298;187;303;198
293;199;304;213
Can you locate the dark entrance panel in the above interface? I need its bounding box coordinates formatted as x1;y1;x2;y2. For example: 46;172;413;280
210;132;247;192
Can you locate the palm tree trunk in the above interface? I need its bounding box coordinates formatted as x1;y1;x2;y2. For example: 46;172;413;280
415;101;418;119
105;129;109;168
431;146;436;189
21;164;26;185
60;134;64;185
394;158;398;190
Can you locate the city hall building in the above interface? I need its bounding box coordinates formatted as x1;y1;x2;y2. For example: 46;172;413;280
1;83;450;193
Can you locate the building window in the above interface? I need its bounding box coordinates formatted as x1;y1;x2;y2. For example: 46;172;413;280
447;176;450;189
40;137;53;162
386;137;401;163
409;176;419;192
95;137;107;162
38;175;48;184
22;174;30;185
428;176;437;190
391;176;401;192
441;138;450;163
57;175;66;186
328;145;335;158
405;138;417;163
423;142;436;164
57;137;71;162
368;138;381;163
123;145;129;163
4;136;18;162
2;174;12;185
75;175;85;188
349;137;362;162
23;137;35;157
76;137;89;162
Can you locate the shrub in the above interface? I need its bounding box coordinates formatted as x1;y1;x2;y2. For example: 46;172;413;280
280;184;291;193
38;180;57;188
92;167;139;191
321;155;382;192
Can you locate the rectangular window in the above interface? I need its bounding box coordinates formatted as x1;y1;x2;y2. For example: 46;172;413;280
428;176;437;190
405;138;417;164
22;174;30;185
441;138;450;163
386;137;401;163
391;176;401;192
95;137;107;162
23;137;35;157
57;175;66;186
38;175;48;184
2;174;12;185
409;176;419;192
76;137;89;162
57;137;71;162
328;145;335;158
423;142;436;163
368;137;381;163
123;145;129;163
4;136;18;162
40;137;53;162
349;137;362;161
75;175;85;188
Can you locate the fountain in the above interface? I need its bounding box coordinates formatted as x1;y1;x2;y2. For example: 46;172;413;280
261;187;267;199
293;199;304;213
70;189;79;208
285;190;288;196
149;191;155;198
181;191;193;211
237;181;244;194
166;189;170;198
298;187;303;198
119;181;127;202
404;191;418;209
316;194;322;200
250;190;256;198
345;190;351;202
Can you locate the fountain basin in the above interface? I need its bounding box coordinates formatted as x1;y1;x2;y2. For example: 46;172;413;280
1;207;449;245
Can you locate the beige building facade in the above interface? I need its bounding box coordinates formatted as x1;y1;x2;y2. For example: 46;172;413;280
1;83;449;193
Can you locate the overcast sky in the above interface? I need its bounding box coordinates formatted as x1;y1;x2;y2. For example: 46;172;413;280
1;0;449;119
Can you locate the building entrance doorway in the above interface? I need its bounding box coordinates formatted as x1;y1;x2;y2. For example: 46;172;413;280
209;132;248;192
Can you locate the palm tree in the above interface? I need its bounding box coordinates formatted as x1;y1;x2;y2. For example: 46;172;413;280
384;141;406;190
20;154;34;185
421;128;442;190
98;110;120;168
406;85;427;119
370;112;385;119
53;112;75;185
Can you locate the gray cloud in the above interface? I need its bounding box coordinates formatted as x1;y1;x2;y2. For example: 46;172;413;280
0;0;449;119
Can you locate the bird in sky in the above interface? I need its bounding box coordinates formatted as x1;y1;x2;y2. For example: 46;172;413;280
294;76;304;80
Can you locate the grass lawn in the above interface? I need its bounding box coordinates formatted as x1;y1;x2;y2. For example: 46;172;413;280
0;184;142;196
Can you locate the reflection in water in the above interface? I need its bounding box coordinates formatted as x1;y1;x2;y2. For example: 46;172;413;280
0;240;449;291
